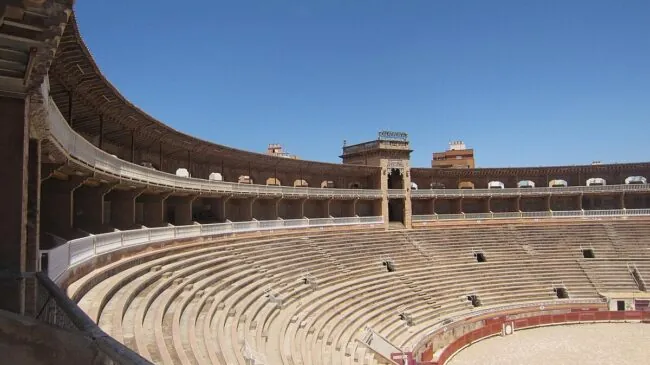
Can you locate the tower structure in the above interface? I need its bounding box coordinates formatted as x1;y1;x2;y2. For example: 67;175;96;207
341;131;413;228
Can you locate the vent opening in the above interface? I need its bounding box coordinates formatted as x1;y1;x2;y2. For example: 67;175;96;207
553;287;569;299
467;294;482;307
382;260;395;272
474;252;487;263
582;249;595;258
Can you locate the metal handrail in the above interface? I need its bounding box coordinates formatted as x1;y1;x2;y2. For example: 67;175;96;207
411;183;650;198
412;209;650;222
41;216;384;282
47;98;382;199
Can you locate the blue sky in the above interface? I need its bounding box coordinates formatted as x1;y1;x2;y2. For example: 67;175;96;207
75;0;649;168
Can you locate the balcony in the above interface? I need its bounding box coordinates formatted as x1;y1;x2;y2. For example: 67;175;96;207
46;99;383;200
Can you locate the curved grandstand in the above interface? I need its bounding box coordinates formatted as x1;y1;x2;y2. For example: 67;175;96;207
0;2;649;365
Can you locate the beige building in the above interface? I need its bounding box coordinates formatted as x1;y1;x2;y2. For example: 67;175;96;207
432;141;475;168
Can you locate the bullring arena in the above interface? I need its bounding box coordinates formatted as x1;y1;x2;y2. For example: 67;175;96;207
1;2;649;365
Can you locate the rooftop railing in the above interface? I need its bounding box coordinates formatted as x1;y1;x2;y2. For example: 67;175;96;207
41;216;384;283
411;183;650;198
412;208;650;222
47;98;382;199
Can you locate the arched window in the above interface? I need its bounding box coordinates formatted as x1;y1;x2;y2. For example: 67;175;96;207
293;179;308;187
209;172;223;181
586;177;606;186
625;176;647;185
458;181;474;189
238;175;253;184
411;182;418;190
518;180;535;188
549;179;568;188
266;177;281;186
176;168;189;178
348;182;362;189
321;180;335;188
488;181;505;189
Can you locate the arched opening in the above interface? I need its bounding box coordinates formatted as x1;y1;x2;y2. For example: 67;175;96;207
458;181;474;189
321;180;335;188
488;181;505;189
586;177;606;186
518;180;535;188
410;182;418;190
175;168;189;178
266;177;281;186
208;172;223;181
549;179;568;188
388;169;403;189
625;176;647;185
293;179;308;187
238;175;253;184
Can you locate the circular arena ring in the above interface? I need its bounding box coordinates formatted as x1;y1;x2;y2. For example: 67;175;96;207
44;218;650;365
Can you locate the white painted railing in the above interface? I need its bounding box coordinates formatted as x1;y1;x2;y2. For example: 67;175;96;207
412;209;650;222
46;98;382;199
41;216;384;282
411;183;650;198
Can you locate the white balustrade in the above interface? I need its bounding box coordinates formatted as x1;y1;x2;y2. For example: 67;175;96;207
414;209;650;223
46;98;382;200
411;182;650;198
42;216;384;282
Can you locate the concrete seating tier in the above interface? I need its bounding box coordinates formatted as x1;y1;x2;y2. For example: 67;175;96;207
69;219;650;365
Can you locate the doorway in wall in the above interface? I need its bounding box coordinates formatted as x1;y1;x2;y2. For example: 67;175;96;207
388;199;405;223
617;300;625;311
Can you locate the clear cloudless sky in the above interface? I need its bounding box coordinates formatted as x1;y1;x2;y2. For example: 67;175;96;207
74;0;650;168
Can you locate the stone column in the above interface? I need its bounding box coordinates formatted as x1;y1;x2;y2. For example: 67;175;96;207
74;184;114;233
25;139;41;316
515;196;521;211
299;198;307;218
40;175;85;240
138;192;171;227
576;194;583;210
619;192;625;210
0;97;28;313
166;195;198;226
484;197;492;213
545;195;552;211
403;167;412;228
105;189;144;230
380;160;389;228
326;198;332;217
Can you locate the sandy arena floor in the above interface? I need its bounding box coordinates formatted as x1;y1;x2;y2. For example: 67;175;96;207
447;323;650;365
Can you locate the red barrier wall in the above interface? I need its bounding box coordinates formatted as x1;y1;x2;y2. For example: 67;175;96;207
425;310;650;364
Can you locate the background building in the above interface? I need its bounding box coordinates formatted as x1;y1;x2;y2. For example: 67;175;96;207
431;141;475;168
267;143;298;159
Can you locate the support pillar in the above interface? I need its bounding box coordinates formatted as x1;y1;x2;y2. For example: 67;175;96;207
74;184;115;233
576;194;583;210
41;175;85;240
484;197;491;213
515;196;521;211
105;189;144;230
0;97;28;313
246;197;255;221
545;195;551;211
25;139;41;316
619;192;625;210
166;195;198;226
138;192;171;227
300;198;306;218
326;199;333;217
352;199;358;216
431;198;436;215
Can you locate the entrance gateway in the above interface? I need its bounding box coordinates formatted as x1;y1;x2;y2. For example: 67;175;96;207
340;131;413;228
